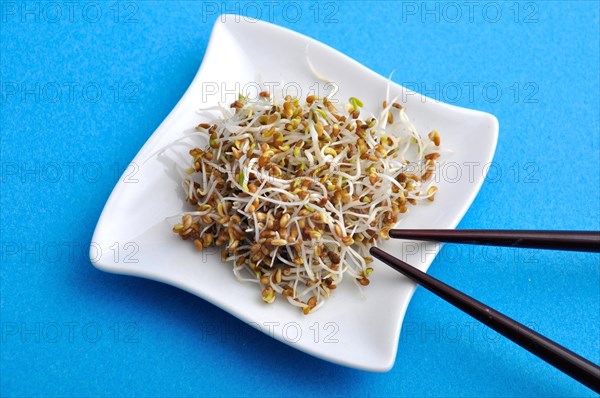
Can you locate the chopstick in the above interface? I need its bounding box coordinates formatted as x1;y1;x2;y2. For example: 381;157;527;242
388;230;600;252
370;247;600;393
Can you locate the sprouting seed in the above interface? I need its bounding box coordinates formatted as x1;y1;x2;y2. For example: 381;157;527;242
173;92;441;314
349;97;364;108
280;213;291;228
429;130;441;146
262;287;276;304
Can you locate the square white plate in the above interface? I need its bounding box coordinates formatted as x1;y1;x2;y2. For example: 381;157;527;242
91;15;498;372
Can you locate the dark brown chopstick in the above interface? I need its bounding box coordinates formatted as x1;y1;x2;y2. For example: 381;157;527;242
370;247;600;393
388;230;600;252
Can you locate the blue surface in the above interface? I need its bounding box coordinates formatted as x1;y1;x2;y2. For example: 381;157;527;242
1;1;599;396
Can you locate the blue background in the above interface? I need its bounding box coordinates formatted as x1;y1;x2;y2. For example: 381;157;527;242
1;1;599;396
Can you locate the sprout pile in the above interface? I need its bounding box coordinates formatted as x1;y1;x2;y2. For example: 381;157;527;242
172;92;441;314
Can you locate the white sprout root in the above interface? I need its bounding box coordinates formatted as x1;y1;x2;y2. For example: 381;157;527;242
172;92;441;314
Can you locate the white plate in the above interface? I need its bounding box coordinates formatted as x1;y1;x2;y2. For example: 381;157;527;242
91;16;498;372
